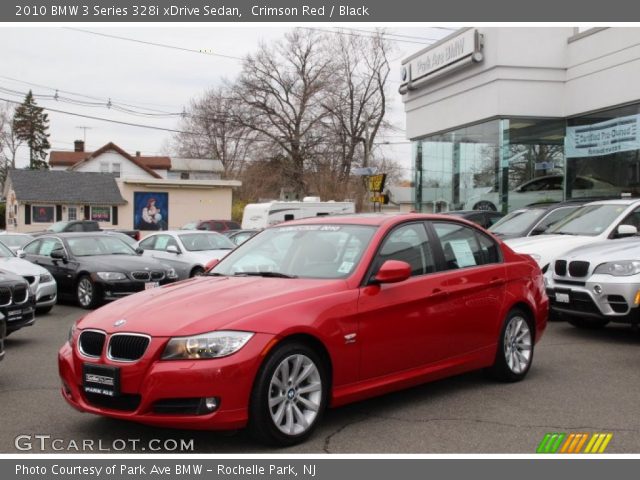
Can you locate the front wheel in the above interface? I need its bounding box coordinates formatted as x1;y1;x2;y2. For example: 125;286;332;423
190;266;205;277
249;342;328;446
487;309;534;382
77;275;102;309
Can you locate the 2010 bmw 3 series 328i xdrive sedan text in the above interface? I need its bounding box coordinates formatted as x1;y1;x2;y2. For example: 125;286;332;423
58;214;548;446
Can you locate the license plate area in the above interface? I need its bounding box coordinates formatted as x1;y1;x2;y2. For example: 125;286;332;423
145;282;159;290
7;308;22;322
555;290;570;303
83;364;120;397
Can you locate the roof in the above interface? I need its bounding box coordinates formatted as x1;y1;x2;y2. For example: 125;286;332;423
7;170;127;205
66;143;162;179
274;212;468;228
170;157;224;173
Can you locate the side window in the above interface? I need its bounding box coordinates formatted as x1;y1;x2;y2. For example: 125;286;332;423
620;207;640;230
487;213;503;226
375;223;435;277
70;223;84;232
139;236;156;250
536;207;576;232
153;235;177;251
573;177;594;190
23;240;42;255
212;222;224;231
433;222;497;270
39;238;63;256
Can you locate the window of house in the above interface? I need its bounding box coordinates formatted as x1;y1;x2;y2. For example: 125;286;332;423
100;162;109;173
112;163;121;178
67;207;77;221
180;172;189;180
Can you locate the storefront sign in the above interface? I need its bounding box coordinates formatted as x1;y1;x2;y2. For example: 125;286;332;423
91;206;111;222
566;113;640;158
401;29;482;86
368;174;387;193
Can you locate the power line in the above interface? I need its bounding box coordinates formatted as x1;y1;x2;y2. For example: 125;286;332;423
302;27;431;46
335;27;440;43
65;28;245;61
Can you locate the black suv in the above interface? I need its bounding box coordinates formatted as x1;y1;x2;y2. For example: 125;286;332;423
0;270;36;335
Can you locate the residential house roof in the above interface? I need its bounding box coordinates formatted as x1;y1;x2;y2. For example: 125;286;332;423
7;169;127;205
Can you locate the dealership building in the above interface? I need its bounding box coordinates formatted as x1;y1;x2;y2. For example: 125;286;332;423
400;27;640;213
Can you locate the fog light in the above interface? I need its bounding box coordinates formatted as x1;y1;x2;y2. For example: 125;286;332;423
593;285;603;295
635;291;640;306
204;397;219;412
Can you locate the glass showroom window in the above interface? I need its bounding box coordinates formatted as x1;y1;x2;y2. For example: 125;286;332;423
566;103;640;201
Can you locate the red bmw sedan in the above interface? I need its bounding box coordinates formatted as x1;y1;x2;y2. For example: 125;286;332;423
59;214;548;446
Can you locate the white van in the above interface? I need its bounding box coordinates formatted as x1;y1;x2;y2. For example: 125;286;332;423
241;199;355;229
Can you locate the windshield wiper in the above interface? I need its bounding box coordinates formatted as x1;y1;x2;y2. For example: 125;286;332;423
234;271;297;278
206;272;227;277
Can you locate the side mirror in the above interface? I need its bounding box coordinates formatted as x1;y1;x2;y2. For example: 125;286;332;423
205;258;220;272
16;249;26;259
166;245;181;255
617;224;638;238
373;260;412;284
50;249;67;261
135;247;144;255
531;225;548;236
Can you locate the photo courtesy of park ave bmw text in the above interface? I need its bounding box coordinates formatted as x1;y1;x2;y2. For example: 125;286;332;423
2;0;640;478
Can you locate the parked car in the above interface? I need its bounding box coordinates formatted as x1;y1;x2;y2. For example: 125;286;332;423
446;210;504;229
464;175;621;212
0;242;57;314
60;214;547;446
21;233;178;309
545;237;640;329
137;231;235;279
222;229;260;246
31;221;140;241
489;199;597;240
0;270;35;334
0;232;34;254
0;315;6;362
505;198;640;272
181;220;241;232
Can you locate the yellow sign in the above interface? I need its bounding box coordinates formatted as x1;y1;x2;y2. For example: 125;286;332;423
368;174;386;193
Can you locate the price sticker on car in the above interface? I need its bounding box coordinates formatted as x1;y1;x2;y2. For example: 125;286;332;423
556;292;570;303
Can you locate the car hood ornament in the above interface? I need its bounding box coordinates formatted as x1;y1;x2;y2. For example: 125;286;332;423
114;319;126;327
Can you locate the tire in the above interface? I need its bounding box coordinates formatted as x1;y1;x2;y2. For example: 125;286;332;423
567;315;609;329
35;305;53;315
190;266;205;277
76;275;102;309
249;341;328;446
473;201;497;211
487;309;535;382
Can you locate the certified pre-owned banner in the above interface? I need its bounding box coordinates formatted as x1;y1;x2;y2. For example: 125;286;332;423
5;0;640;22
566;114;640;158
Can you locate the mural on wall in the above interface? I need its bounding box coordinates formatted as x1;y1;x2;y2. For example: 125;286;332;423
134;192;168;231
32;205;55;223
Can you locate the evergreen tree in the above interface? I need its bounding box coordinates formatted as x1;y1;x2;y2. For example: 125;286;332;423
13;90;50;170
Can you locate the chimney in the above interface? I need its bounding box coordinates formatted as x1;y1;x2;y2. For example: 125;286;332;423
74;140;85;152
136;151;141;157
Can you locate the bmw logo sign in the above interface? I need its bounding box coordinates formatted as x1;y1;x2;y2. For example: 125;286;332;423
114;319;127;327
401;67;408;82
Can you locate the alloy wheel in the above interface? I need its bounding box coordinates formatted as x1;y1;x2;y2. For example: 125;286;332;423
503;315;532;374
268;354;322;436
77;278;93;307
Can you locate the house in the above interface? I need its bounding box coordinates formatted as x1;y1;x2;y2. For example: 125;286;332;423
49;140;223;180
4;169;127;231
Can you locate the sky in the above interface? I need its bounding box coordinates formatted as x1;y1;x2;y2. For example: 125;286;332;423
0;26;452;180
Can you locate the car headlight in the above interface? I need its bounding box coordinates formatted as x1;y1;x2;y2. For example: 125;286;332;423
594;260;640;276
39;273;53;283
161;330;254;360
166;268;178;279
96;272;127;281
68;322;77;346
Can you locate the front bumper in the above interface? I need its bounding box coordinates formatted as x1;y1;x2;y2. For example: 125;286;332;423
58;331;274;430
546;273;640;322
34;279;57;308
1;300;36;333
95;277;178;301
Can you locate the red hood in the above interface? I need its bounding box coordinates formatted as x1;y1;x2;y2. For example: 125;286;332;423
77;276;347;337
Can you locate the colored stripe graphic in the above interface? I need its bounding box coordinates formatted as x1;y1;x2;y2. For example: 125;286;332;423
537;433;612;453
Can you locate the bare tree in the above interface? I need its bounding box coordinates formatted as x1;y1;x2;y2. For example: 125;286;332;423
0;102;23;186
233;29;333;199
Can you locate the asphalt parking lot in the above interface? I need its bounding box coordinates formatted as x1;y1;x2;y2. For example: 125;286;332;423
1;303;640;454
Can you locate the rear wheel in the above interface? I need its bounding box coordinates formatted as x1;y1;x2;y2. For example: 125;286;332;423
473;201;497;211
249;342;328;446
77;275;101;309
487;309;534;382
567;315;609;329
190;266;205;277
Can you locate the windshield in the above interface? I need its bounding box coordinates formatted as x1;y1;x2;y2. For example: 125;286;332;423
211;224;377;279
178;233;235;251
0;235;33;248
47;221;69;233
0;242;15;258
66;236;137;256
490;209;546;235
548;204;629;236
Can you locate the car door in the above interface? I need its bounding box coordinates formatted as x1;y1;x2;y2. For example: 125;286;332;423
429;221;506;357
357;222;455;380
30;237;75;295
146;234;191;278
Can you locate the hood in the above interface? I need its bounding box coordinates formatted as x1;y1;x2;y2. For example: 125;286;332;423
78;255;171;272
0;257;48;276
557;237;640;263
504;234;598;267
78;276;345;337
0;268;28;285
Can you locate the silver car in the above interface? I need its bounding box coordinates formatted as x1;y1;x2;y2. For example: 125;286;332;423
0;232;34;254
0;241;57;314
545;237;640;328
137;230;234;280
